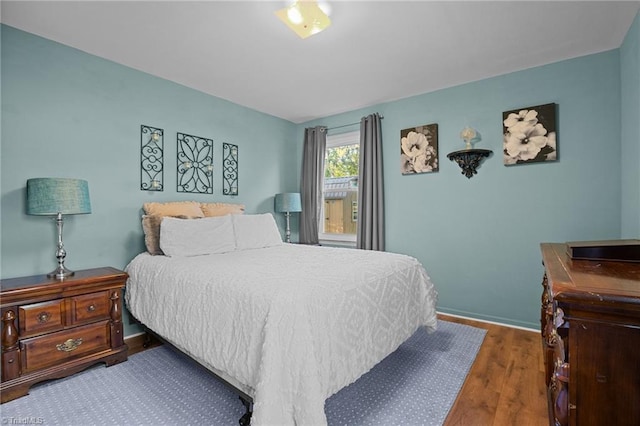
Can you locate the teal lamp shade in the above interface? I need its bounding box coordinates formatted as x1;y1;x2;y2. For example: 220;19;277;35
27;178;91;215
26;178;91;279
274;193;302;213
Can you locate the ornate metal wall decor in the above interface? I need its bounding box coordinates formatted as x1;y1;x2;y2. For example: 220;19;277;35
140;125;164;191
177;132;213;194
222;143;238;195
447;149;492;178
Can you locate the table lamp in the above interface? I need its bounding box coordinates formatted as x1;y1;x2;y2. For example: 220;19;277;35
274;193;302;243
27;178;92;279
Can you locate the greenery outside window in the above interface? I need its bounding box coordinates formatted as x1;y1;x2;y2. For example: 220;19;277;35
320;131;359;246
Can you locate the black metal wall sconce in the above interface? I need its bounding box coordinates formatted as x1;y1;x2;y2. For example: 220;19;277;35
177;132;214;194
222;143;239;196
447;127;492;178
140;125;164;191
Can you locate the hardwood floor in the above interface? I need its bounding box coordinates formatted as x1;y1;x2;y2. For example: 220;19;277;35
440;313;548;426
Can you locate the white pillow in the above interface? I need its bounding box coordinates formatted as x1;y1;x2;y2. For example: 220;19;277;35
160;215;236;257
232;213;283;250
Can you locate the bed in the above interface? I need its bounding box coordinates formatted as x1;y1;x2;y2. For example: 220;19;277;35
125;202;438;425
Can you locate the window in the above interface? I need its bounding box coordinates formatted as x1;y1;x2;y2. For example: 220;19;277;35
320;131;359;245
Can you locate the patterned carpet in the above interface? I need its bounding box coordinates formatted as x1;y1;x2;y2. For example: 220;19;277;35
1;320;486;425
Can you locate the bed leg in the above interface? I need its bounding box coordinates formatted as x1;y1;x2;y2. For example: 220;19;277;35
239;396;253;426
142;331;152;349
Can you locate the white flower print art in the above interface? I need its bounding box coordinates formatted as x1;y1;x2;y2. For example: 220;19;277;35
401;123;438;174
503;103;557;165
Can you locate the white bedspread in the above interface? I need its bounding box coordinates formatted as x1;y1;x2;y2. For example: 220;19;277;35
125;244;438;425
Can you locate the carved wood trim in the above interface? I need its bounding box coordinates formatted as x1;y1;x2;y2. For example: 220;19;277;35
109;290;124;349
1;310;18;350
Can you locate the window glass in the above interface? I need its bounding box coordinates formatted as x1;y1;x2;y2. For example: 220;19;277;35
321;131;359;244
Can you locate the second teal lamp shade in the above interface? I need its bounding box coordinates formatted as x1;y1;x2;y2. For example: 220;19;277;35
274;192;302;214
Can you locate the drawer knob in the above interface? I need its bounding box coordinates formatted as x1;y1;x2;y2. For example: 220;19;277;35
56;338;83;352
37;312;51;323
87;304;96;312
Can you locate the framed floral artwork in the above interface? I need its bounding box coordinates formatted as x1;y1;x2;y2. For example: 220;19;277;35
503;103;557;165
401;123;438;174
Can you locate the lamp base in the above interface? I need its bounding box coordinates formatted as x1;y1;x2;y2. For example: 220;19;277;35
47;212;75;280
284;212;292;243
47;265;75;280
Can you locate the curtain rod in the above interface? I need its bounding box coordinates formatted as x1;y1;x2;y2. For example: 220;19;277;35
323;115;384;132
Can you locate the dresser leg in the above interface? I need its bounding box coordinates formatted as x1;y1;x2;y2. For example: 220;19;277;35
0;382;31;403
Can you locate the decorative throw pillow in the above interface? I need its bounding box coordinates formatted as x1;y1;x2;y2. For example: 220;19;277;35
200;202;245;217
143;201;204;218
142;215;197;255
142;215;164;255
232;213;283;250
160;215;236;257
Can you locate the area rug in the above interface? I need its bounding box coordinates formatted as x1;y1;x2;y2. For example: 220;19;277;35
1;320;486;425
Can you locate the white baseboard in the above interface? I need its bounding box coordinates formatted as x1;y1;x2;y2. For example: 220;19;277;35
437;310;539;333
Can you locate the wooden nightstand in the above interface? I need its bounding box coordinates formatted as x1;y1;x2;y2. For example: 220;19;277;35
0;267;129;403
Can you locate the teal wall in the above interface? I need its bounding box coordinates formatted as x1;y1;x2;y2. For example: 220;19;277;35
299;49;628;329
621;11;640;238
2;14;638;334
0;26;298;335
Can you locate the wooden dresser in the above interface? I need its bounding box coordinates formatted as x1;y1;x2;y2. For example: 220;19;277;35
540;243;640;426
1;267;128;403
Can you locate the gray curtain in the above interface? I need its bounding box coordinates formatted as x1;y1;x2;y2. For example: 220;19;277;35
299;126;326;244
357;113;385;251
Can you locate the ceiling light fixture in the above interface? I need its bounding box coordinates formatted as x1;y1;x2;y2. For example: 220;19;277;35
275;1;331;39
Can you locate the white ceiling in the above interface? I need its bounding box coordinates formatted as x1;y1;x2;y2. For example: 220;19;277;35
2;1;639;123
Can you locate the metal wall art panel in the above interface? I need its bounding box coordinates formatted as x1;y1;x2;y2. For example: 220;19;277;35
222;143;238;196
140;125;164;191
177;132;213;194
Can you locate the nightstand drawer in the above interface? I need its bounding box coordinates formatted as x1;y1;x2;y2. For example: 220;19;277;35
21;321;110;373
71;291;110;324
19;299;65;337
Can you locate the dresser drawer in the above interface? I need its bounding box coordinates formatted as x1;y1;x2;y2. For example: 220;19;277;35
71;291;110;325
20;321;110;373
19;299;65;337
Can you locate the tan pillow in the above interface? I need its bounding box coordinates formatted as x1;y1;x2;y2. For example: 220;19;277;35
200;202;245;217
142;215;164;255
142;215;196;255
143;201;204;218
